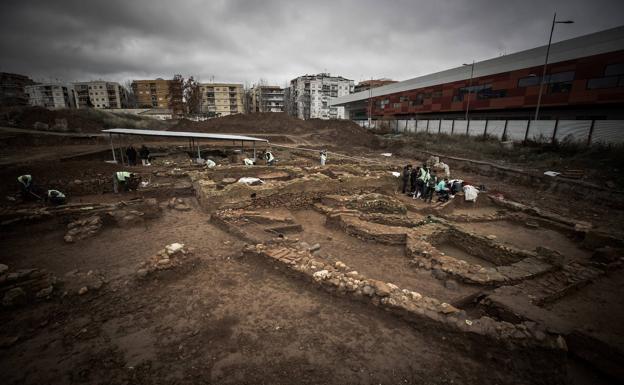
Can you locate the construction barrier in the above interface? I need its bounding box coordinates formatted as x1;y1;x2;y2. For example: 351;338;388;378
356;119;624;145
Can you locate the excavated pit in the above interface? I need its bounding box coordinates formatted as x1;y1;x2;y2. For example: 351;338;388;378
3;143;623;385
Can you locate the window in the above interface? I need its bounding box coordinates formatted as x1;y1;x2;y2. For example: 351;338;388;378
410;94;424;106
518;71;575;88
587;63;624;90
478;88;508;99
605;63;624;77
587;76;620;89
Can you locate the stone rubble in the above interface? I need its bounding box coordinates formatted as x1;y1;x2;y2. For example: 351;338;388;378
244;241;564;355
1;265;58;307
64;215;103;243
136;243;193;277
168;197;191;211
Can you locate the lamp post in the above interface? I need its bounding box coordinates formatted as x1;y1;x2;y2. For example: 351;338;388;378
368;77;372;128
534;13;574;121
463;61;475;121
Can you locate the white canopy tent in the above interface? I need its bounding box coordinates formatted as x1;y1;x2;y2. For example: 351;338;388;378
101;128;269;163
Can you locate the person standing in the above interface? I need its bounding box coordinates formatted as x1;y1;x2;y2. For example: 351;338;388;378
320;149;327;166
415;165;429;199
424;173;437;203
410;166;420;196
126;145;138;166
139;145;151;166
401;165;412;194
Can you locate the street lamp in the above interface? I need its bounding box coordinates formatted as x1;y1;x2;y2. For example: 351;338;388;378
463;61;475;121
534;13;574;121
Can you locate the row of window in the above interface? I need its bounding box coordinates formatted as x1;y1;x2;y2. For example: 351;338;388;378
587;63;624;90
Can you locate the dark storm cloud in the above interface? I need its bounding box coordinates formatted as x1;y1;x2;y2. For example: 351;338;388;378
1;0;623;86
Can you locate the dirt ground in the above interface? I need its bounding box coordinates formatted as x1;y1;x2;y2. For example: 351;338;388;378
1;206;500;385
1;114;623;385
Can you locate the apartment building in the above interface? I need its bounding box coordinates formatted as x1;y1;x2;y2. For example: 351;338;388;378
131;79;173;109
288;74;354;119
0;72;35;106
25;83;77;109
199;83;245;116
251;85;285;112
73;81;128;109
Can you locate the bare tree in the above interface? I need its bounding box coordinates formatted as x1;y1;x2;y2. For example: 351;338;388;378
183;76;201;114
168;74;185;116
123;80;136;108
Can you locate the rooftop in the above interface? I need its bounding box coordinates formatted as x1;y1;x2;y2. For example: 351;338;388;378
331;26;624;106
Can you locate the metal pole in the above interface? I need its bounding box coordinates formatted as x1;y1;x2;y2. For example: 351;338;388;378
109;134;117;163
368;77;372;128
197;140;201;160
465;61;475;121
535;13;557;121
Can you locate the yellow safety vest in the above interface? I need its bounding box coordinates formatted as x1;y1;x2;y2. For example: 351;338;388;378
116;172;131;181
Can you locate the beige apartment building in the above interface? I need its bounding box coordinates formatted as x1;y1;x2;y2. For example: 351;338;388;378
199;83;244;116
131;79;174;109
73;81;128;109
251;85;285;112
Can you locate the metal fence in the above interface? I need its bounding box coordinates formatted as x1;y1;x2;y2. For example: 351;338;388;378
355;119;624;145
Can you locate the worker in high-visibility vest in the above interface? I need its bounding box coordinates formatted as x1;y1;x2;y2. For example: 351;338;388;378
265;151;275;166
113;171;139;193
17;174;41;200
46;189;66;205
320;150;327;166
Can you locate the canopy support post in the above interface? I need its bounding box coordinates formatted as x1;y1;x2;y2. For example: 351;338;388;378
109;134;117;163
253;141;256;160
197;140;201;160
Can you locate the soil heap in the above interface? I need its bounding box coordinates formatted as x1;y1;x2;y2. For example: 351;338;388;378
173;113;380;149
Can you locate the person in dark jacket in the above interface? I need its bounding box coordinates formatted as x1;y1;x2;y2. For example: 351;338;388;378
401;165;412;194
410;166;420;196
139;145;151;166
126;145;138;166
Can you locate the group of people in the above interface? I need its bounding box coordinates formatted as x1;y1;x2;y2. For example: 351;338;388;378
17;174;66;205
401;164;470;203
125;144;151;166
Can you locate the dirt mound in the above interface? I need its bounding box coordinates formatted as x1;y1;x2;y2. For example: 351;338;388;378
173;112;308;134
2;106;103;132
172;113;380;149
0;106;169;133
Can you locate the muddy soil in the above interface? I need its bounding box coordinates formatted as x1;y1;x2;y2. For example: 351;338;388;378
290;209;481;304
457;221;591;261
545;268;624;348
1;204;507;385
1;126;623;385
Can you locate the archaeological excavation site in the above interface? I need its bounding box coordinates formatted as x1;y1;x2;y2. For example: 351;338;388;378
0;114;623;385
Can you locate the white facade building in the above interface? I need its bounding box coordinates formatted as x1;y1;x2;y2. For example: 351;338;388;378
73;81;128;109
25;83;77;109
288;74;353;119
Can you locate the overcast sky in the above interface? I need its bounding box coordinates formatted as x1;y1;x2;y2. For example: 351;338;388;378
1;0;623;86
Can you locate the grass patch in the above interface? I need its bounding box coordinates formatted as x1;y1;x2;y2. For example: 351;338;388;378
392;132;624;186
